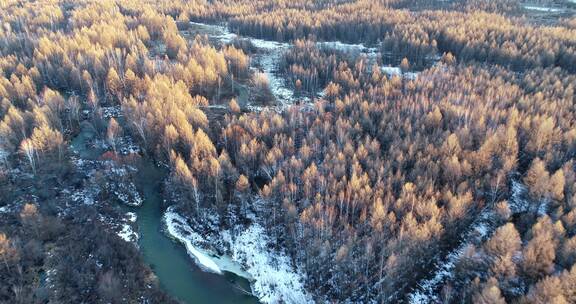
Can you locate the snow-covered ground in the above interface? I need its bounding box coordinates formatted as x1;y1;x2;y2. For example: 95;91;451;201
189;22;237;44
70;187;98;205
408;206;493;303
408;180;531;303
68;157;101;206
71;157;143;207
189;21;296;108
98;211;139;245
107;176;143;207
201;104;229;110
509;181;529;213
188;21;422;110
164;207;229;274
117;212;139;243
318;41;378;55
222;224;313;304
164;206;312;303
101;105;122;118
69;128;142;244
381;66;419;80
253;51;294;107
523;5;565;12
0;148;8;167
164;207;252;278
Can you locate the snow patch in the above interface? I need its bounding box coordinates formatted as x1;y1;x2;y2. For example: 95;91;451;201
201;104;228;110
317;41;379;57
223;224;313;304
117;222;138;243
381;66;419;80
250;42;293;108
101;106;122;118
163;207;251;277
250;38;290;50
126;211;137;222
0;148;8;167
509;181;529;213
98;212;139;245
523;5;565;12
71;188;98;205
381;66;402;76
189;21;237;44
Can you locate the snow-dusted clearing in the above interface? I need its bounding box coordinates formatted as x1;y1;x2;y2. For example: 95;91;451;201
189;21;237;44
70;187;98;205
189;20;296;107
101;105;122;118
126;211;137;222
188;21;424;109
69;127;142;245
71;157;143;207
253;49;295;107
318;41;378;55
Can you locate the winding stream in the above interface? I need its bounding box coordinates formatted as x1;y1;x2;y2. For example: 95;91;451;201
131;161;258;304
70;21;423;304
71;120;258;304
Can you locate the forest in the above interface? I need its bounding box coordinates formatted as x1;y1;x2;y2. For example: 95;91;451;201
0;0;576;303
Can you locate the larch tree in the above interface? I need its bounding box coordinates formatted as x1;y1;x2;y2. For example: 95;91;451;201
229;98;241;114
524;158;550;203
106;67;122;103
19;139;36;175
106;118;121;153
472;278;507;304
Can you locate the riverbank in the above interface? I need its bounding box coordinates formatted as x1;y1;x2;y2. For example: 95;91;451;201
164;205;313;303
165;20;429;304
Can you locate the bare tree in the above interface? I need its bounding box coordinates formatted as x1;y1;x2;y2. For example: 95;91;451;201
19;139;36;175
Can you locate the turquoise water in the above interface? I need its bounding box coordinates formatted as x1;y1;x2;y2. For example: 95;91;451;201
72;123;258;304
132;161;257;304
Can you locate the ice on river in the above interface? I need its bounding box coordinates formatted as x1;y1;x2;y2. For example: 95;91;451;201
163;207;252;278
164;206;312;303
164;207;223;274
